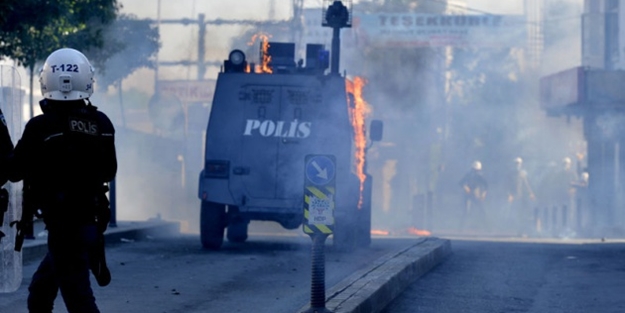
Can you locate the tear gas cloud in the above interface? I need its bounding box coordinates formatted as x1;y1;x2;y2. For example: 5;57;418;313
102;0;588;238
340;0;587;237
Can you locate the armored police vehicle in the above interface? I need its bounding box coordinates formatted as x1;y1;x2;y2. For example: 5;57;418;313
198;2;381;251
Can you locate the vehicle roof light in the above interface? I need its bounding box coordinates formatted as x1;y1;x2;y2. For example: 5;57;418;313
229;50;246;66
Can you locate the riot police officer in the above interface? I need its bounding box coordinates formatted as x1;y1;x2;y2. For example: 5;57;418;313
7;48;117;313
458;161;488;231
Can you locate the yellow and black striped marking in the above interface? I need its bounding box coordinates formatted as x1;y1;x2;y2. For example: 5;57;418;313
303;155;336;235
303;185;335;234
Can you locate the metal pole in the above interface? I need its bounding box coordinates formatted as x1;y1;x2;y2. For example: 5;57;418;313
305;234;332;313
324;1;350;76
330;27;340;75
197;13;206;80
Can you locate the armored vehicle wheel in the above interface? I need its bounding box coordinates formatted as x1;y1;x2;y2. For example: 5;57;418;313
200;201;226;250
227;218;249;243
279;215;303;229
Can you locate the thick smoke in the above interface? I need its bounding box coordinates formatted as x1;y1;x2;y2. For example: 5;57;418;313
340;0;586;238
102;0;323;234
104;0;588;239
93;1;274;225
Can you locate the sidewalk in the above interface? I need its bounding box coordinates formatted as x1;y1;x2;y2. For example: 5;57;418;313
298;237;452;313
22;218;181;264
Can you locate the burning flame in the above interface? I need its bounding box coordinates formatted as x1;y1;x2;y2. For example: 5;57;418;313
407;227;432;236
371;229;390;236
247;32;273;74
260;39;272;74
371;228;432;236
346;76;372;208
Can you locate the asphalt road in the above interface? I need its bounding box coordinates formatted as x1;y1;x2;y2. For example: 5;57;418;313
382;237;625;313
0;227;427;313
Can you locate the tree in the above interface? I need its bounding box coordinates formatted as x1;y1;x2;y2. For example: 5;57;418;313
94;14;161;88
0;0;19;29
0;0;119;117
94;14;160;130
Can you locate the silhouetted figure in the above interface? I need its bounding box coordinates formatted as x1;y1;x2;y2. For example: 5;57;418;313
459;161;488;232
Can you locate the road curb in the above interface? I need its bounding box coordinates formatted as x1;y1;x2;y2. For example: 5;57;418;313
299;237;452;313
22;220;181;264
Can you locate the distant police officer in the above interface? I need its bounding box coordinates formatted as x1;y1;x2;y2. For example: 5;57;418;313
458;161;488;231
7;48;117;313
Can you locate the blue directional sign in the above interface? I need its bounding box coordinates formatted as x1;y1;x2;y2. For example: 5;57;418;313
305;155;335;186
304;155;336;235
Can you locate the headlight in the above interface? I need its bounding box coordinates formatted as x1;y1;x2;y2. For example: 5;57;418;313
229;50;246;66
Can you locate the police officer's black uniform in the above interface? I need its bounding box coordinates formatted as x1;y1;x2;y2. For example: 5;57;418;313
8;98;116;313
458;164;488;231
